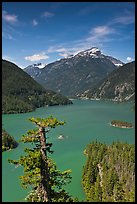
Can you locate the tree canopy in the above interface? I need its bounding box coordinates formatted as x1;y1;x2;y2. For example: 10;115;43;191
82;141;135;202
2;60;72;114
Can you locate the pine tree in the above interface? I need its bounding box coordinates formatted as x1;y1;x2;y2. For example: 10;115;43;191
113;181;125;202
8;116;76;202
82;141;135;202
93;175;102;201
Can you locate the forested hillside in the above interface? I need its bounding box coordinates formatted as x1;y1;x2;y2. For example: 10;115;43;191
2;60;72;114
81;61;135;102
82;141;135;202
2;129;18;152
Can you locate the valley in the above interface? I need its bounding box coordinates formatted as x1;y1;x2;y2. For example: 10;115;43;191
2;2;135;202
23;47;134;103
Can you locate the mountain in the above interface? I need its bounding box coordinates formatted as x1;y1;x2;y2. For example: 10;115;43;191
105;55;124;67
24;47;121;96
23;63;44;79
2;60;72;114
76;47;124;66
80;61;135;102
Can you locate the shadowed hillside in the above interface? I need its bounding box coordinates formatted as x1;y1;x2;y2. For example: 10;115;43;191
2;60;72;114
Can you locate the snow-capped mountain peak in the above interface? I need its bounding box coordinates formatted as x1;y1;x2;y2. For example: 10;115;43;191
85;47;101;54
77;47;102;58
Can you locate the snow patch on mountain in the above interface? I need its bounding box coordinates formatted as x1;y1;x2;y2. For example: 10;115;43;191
32;63;45;68
114;63;123;67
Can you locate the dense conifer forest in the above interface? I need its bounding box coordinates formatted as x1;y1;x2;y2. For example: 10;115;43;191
82;141;135;202
2;60;72;114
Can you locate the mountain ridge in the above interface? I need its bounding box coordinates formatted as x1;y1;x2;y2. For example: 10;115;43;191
80;61;135;102
24;47;121;96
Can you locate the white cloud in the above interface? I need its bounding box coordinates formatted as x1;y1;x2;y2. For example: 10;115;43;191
56;48;67;52
57;48;72;58
127;57;134;62
2;31;15;40
39;13;134;62
113;15;134;25
24;52;49;62
47;46;68;53
86;25;115;42
58;53;70;58
43;11;55;18
32;19;38;26
47;42;101;59
92;25;114;35
2;10;18;24
40;12;134;61
44;25;118;60
47;46;75;58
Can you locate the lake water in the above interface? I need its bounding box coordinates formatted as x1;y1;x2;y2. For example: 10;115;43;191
2;99;135;202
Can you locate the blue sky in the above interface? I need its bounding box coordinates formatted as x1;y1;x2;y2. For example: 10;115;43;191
2;2;135;68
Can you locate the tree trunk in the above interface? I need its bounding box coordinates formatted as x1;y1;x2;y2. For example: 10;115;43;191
39;126;51;202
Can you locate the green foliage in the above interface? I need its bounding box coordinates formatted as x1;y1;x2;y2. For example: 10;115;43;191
2;129;18;152
82;141;135;202
29;116;65;128
2;60;72;114
8;116;76;202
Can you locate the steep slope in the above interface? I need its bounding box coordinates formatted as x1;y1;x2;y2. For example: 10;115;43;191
24;47;118;96
82;141;135;202
2;129;18;152
105;55;124;67
23;63;43;79
81;61;135;102
2;60;72;114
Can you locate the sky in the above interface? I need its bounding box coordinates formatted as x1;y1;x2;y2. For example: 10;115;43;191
2;2;135;68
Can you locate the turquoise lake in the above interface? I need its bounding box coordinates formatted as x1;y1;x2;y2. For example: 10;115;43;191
2;99;135;202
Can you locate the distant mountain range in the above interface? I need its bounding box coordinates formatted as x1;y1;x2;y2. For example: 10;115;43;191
80;61;135;102
24;47;123;96
2;60;72;114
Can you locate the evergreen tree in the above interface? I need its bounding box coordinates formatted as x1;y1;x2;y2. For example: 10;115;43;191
93;175;102;201
8;116;76;202
82;141;135;202
113;181;125;202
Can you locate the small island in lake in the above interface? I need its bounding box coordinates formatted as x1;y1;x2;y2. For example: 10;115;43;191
110;120;133;128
